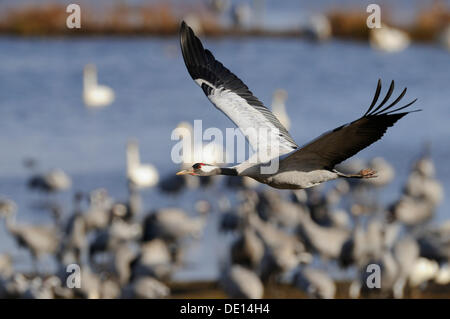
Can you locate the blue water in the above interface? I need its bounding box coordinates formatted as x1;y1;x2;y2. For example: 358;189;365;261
0;35;449;280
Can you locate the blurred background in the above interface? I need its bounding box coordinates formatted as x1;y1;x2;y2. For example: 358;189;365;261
0;0;449;299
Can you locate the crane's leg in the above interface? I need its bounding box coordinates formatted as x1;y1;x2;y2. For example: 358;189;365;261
334;169;377;179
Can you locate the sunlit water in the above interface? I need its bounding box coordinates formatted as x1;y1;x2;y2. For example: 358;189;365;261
0;35;448;280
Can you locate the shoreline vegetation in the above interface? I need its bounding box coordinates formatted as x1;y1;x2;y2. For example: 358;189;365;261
169;280;450;299
0;2;448;42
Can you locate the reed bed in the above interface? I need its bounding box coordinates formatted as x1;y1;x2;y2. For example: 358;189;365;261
0;2;448;42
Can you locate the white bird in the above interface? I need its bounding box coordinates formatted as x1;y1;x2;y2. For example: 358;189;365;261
126;139;159;188
271;89;290;131
177;22;419;190
435;263;450;285
83;64;115;108
409;257;439;288
370;24;410;53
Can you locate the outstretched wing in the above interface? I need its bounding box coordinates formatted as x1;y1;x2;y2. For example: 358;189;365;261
281;80;419;169
180;22;298;154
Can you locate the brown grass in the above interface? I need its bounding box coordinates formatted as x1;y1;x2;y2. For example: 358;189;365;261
411;1;450;41
168;280;450;299
326;2;450;42
0;2;221;37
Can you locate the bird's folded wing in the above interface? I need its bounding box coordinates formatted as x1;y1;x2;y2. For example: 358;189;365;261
180;22;298;154
281;80;418;169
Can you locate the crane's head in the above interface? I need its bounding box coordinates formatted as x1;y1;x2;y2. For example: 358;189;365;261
176;163;219;176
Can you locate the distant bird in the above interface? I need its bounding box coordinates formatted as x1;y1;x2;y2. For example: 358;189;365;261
208;0;230;15
247;212;310;279
121;276;170;299
230;228;264;270
389;196;434;227
293;266;336;299
392;236;420;298
177;22;419;190
404;170;443;207
220;265;263;299
0;273;30;298
218;195;251;233
231;3;252;29
142;208;206;243
408;257;439;288
0;198;16;216
82;189;113;232
438;25;450;52
126;139;159;188
257;189;304;227
28;169;72;193
88;216;141;260
435;263;450;285
130;239;173;281
0;205;59;272
303;14;332;42
0;254;13;279
83;64;115;108
390;150;443;226
370;24;410;53
296;208;350;260
271;89;290;131
416;224;450;264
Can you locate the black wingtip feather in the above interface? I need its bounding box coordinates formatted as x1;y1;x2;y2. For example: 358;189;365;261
364;79;382;116
364;80;418;118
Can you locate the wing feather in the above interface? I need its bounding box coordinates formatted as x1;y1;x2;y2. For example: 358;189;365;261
282;80;419;169
180;21;298;154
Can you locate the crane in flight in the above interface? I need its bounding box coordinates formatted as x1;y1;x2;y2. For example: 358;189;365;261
176;22;419;190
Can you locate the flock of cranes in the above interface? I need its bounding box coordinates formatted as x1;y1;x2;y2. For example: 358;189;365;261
1;145;446;299
215;149;447;299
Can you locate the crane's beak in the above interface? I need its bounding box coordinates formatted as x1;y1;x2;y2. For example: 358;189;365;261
176;169;193;176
